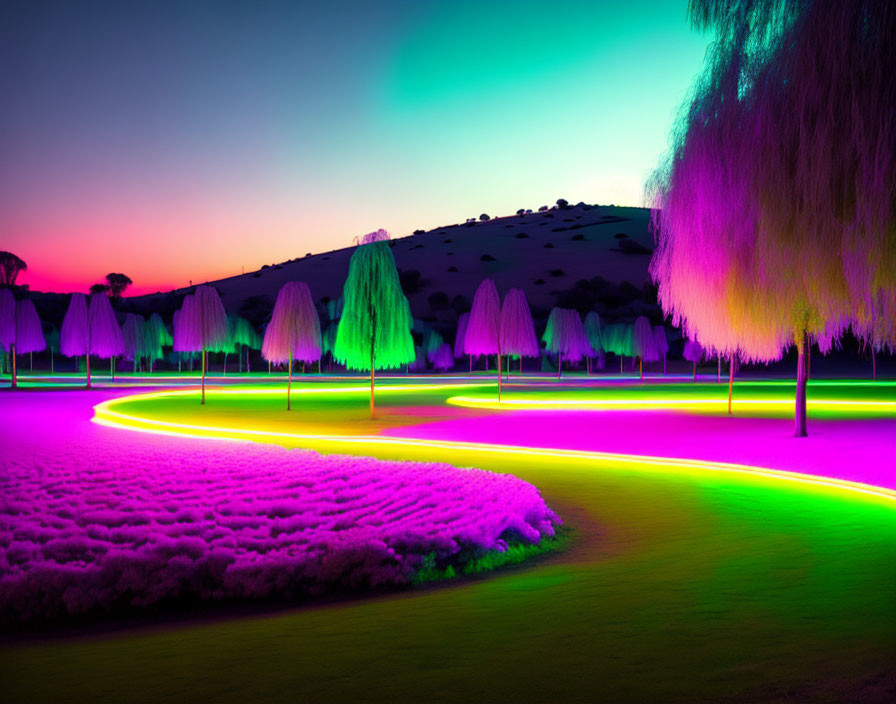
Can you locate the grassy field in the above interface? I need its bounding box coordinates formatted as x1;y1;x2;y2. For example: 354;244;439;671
2;377;895;703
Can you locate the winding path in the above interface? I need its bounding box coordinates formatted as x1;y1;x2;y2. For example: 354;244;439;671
2;377;895;703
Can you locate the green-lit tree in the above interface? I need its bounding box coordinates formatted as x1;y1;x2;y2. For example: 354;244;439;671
334;239;414;418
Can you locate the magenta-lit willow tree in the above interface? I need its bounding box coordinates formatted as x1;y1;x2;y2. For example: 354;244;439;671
0;291;46;388
500;288;538;376
648;0;896;436
542;308;590;380
464;279;503;398
60;292;123;388
173;287;229;404
262;282;321;410
632;316;659;383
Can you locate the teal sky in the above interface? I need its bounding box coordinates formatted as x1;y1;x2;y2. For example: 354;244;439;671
1;0;709;294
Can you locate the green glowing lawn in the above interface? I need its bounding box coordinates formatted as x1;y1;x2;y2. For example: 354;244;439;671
2;379;895;702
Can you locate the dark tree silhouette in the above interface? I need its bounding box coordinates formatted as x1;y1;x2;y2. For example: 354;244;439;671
105;273;133;298
89;283;109;295
0;251;27;286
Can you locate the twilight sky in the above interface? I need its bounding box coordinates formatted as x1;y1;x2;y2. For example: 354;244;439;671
1;0;709;295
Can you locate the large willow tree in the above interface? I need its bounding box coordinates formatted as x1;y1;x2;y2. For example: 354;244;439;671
334;239;413;418
649;0;896;436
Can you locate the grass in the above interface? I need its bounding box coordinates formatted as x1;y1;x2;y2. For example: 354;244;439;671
2;377;894;702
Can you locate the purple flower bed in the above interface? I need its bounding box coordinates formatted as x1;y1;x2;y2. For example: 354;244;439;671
1;432;559;623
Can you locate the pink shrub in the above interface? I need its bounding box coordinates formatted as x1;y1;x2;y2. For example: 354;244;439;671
0;426;559;623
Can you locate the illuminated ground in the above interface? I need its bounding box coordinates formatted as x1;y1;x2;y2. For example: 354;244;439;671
2;373;895;702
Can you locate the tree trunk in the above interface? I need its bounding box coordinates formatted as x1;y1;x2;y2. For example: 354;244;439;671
238;345;242;373
87;354;91;389
201;349;207;405
620;356;623;374
497;353;502;401
51;348;54;374
795;332;808;437
370;348;375;420
557;351;562;380
485;356;489;372
223;352;228;375
287;357;292;411
693;360;697;382
587;357;591;375
520;357;522;374
727;356;734;415
10;343;16;388
872;347;876;380
469;355;472;373
30;351;33;372
268;360;271;374
111;356;115;382
663;354;667;376
717;356;721;382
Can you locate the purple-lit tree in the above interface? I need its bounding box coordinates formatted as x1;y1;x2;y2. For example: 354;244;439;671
653;325;670;375
464;279;502;397
584;312;604;374
682;338;703;383
61;293;89;382
88;293;124;382
542;308;590;379
173;287;229;404
0;292;46;387
453;312;470;371
632;316;659;383
334;238;414;418
431;342;454;371
649;0;896;436
500;288;538;376
121;314;146;372
60;292;123;388
261;282;320;410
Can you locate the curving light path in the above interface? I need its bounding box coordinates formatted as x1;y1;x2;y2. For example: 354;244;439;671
3;376;895;704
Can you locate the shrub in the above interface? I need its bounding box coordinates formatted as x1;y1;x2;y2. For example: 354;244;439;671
480;254;496;262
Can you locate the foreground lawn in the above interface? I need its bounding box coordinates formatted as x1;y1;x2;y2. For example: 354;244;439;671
2;379;895;702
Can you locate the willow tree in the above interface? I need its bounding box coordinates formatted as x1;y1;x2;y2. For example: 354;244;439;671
649;0;896;436
143;313;172;372
500;289;538;376
334;239;413;418
174;287;229;404
262;282;321;410
0;292;46;388
464;279;502;397
584;312;604;374
542;308;590;379
682;339;704;382
632;317;659;384
453;312;470;371
230;316;260;373
121;314;146;372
